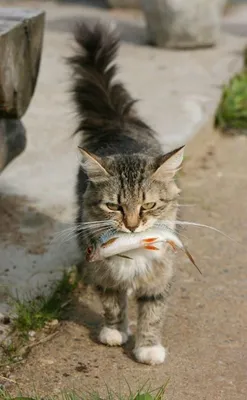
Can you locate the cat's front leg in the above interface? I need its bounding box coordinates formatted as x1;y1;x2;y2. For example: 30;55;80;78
134;292;168;365
96;286;129;346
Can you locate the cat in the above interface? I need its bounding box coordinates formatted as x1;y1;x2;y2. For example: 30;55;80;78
68;22;184;365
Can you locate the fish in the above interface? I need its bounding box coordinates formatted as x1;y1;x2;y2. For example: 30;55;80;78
86;228;201;274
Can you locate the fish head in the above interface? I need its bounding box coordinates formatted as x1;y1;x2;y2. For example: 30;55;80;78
85;242;100;263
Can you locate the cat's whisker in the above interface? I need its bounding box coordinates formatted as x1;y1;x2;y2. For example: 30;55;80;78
77;223;114;231
53;227;78;241
56;230;86;244
77;226;111;241
53;222;96;236
58;230;93;244
175;220;241;244
157;219;240;245
177;204;196;208
53;230;78;244
76;226;116;237
56;225;115;245
53;227;89;244
80;220;115;226
154;222;188;241
54;221;115;240
77;222;116;231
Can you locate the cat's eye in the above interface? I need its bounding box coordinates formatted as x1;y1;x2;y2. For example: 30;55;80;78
141;202;156;210
106;202;122;211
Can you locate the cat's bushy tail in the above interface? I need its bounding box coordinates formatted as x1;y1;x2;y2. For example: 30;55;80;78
68;22;138;135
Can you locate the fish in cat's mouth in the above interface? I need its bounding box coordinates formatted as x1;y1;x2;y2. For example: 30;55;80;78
85;226;201;274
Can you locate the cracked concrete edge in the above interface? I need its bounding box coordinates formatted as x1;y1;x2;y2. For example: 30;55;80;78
184;118;218;168
184;71;242;168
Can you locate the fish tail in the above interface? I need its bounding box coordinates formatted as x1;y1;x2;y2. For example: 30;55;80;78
166;240;177;252
184;247;202;275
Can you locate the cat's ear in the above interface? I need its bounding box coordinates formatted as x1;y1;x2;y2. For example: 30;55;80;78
152;146;184;181
78;147;110;182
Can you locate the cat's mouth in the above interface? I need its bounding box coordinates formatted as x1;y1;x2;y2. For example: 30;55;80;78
118;222;154;234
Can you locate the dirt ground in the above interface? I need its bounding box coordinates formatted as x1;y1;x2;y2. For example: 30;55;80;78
1;130;246;399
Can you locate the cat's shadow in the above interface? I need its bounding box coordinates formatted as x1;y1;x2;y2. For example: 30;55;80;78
67;282;137;361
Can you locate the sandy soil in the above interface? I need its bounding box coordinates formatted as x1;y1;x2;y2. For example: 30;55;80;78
1;130;247;399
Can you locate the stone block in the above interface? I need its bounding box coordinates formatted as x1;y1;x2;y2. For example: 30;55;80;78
108;0;140;8
0;8;45;118
141;0;228;49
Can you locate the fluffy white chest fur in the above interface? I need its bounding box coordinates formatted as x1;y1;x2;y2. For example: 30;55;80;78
107;247;166;283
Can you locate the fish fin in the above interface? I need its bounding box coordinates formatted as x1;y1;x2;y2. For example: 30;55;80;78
101;237;118;248
144;244;159;251
117;254;133;260
184;247;202;275
142;237;158;244
166;240;177;252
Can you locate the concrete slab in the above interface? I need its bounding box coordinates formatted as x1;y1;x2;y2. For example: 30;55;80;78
0;1;246;312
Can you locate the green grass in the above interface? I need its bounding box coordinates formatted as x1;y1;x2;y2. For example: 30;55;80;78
215;49;247;133
0;271;78;367
0;391;166;400
0;381;169;400
12;271;77;336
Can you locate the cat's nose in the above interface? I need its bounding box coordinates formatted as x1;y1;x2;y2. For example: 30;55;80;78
127;225;138;232
124;214;140;232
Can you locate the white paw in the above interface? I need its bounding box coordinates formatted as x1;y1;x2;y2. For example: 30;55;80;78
134;345;166;365
99;326;128;346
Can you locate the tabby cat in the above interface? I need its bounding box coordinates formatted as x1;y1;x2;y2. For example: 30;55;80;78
68;23;184;365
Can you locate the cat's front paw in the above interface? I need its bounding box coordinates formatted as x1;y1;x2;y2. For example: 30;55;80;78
134;345;166;365
99;326;128;346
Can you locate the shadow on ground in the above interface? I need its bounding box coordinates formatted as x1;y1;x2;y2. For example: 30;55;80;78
66;285;137;361
0;191;81;303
